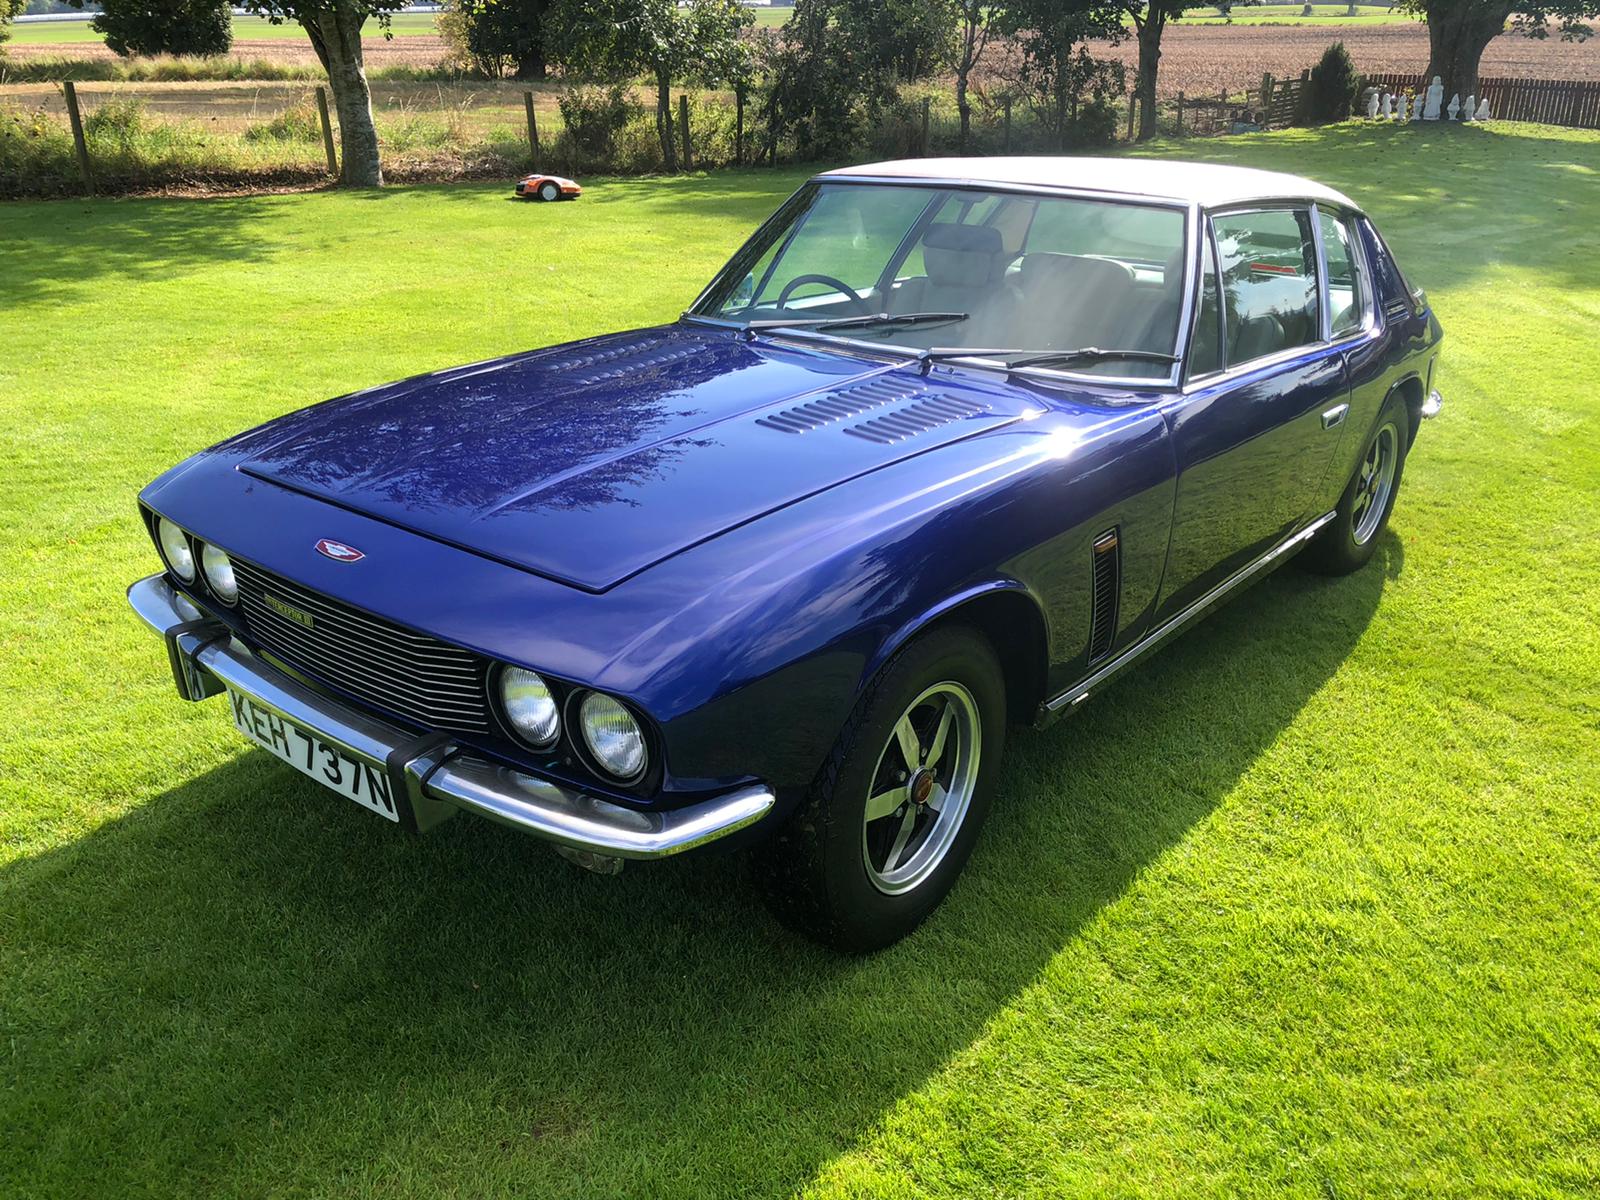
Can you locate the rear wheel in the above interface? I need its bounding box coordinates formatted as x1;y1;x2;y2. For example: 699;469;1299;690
1300;393;1410;575
758;626;1006;952
538;180;561;202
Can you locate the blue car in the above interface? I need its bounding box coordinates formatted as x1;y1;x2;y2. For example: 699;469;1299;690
130;158;1443;950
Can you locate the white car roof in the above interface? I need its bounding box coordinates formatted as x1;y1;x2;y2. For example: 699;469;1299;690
819;156;1362;212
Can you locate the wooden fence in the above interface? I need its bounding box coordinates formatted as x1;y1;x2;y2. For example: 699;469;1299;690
1362;72;1600;129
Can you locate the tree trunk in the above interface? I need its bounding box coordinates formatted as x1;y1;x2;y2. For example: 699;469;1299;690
654;69;678;172
1423;0;1511;102
956;68;972;152
514;49;546;82
1135;12;1166;143
301;8;382;187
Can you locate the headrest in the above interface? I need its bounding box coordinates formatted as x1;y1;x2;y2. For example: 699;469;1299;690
922;223;1005;288
1019;252;1134;299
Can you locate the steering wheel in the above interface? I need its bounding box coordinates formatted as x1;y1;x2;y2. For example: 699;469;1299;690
774;273;870;314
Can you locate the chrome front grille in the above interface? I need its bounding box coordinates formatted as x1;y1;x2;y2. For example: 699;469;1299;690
231;559;492;733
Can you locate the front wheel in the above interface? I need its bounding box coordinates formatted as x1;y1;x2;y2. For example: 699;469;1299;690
537;180;561;202
757;626;1006;952
1300;394;1410;575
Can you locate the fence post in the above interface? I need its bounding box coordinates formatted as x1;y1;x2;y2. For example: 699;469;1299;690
314;86;338;177
1176;91;1185;135
61;80;94;197
679;93;693;170
523;90;540;164
1261;72;1274;111
1003;96;1012;152
1126;91;1136;140
735;90;744;166
920;97;931;155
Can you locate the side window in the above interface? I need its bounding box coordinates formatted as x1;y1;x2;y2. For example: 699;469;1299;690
1188;232;1223;377
1211;208;1321;366
1318;209;1366;338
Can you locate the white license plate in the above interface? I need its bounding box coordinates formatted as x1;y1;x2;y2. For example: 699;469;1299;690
228;688;399;823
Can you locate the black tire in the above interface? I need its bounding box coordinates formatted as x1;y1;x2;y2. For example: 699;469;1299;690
1299;392;1411;576
757;625;1007;952
538;180;561;202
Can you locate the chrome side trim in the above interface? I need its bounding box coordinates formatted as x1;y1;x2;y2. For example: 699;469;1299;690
128;574;776;857
1039;510;1338;718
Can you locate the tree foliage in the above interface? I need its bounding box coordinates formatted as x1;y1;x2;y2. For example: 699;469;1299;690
997;0;1126;147
68;0;234;58
439;0;553;80
550;0;752;170
760;0;898;161
1;0;26;50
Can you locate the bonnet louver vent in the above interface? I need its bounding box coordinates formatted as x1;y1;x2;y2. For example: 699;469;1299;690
1088;529;1120;663
756;377;925;434
845;395;989;445
543;337;701;385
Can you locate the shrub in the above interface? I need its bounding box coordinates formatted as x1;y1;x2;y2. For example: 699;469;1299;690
92;0;233;59
556;83;637;164
1301;41;1359;124
244;98;322;144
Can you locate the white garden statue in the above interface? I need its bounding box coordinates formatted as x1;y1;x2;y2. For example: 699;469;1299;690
1423;75;1444;120
1366;89;1381;119
1397;93;1410;121
1476;97;1492;121
1447;93;1461;120
1381;92;1394;119
1413;93;1424;121
1463;94;1477;122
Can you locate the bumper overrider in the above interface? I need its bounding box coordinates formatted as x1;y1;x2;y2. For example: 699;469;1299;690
127;574;774;864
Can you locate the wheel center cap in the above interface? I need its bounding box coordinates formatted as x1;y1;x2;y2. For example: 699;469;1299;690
909;768;935;807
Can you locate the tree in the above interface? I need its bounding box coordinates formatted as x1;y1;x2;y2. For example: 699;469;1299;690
833;0;956;81
440;0;554;79
999;0;1125;147
68;0;233;57
551;0;752;172
1399;0;1597;100
1110;1;1255;142
761;0;897;162
1301;39;1359;122
951;0;994;150
240;1;407;187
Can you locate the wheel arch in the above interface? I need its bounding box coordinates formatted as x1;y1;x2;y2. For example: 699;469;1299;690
863;581;1051;728
1387;372;1425;446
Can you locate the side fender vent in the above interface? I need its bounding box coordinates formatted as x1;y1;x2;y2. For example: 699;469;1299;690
845;395;989;445
1088;528;1120;663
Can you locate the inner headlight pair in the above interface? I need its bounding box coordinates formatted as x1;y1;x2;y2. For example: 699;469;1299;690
156;516;237;604
499;668;647;782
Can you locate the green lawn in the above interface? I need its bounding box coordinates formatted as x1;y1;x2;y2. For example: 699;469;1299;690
5;11;443;44
2;124;1598;1197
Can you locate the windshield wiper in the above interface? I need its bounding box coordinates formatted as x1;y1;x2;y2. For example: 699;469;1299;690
748;311;969;333
1002;347;1179;371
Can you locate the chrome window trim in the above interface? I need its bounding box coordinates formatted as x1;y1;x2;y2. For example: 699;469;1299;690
1312;203;1379;344
1187;203;1326;391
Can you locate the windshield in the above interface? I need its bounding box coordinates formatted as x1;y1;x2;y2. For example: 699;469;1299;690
694;181;1190;380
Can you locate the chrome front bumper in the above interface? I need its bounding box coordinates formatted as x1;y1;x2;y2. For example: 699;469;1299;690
127;574;774;859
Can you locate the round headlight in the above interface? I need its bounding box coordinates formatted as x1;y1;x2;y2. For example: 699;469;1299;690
200;543;238;604
578;692;647;781
500;667;560;749
157;517;195;582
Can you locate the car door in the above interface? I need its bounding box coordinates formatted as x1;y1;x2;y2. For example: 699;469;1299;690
1153;205;1351;623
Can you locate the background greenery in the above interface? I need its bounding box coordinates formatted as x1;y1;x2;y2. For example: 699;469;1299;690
2;122;1597;1197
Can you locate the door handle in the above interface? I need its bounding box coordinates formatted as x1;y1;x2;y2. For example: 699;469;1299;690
1321;403;1349;430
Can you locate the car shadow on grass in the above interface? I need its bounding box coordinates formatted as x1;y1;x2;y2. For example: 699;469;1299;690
0;535;1399;1197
